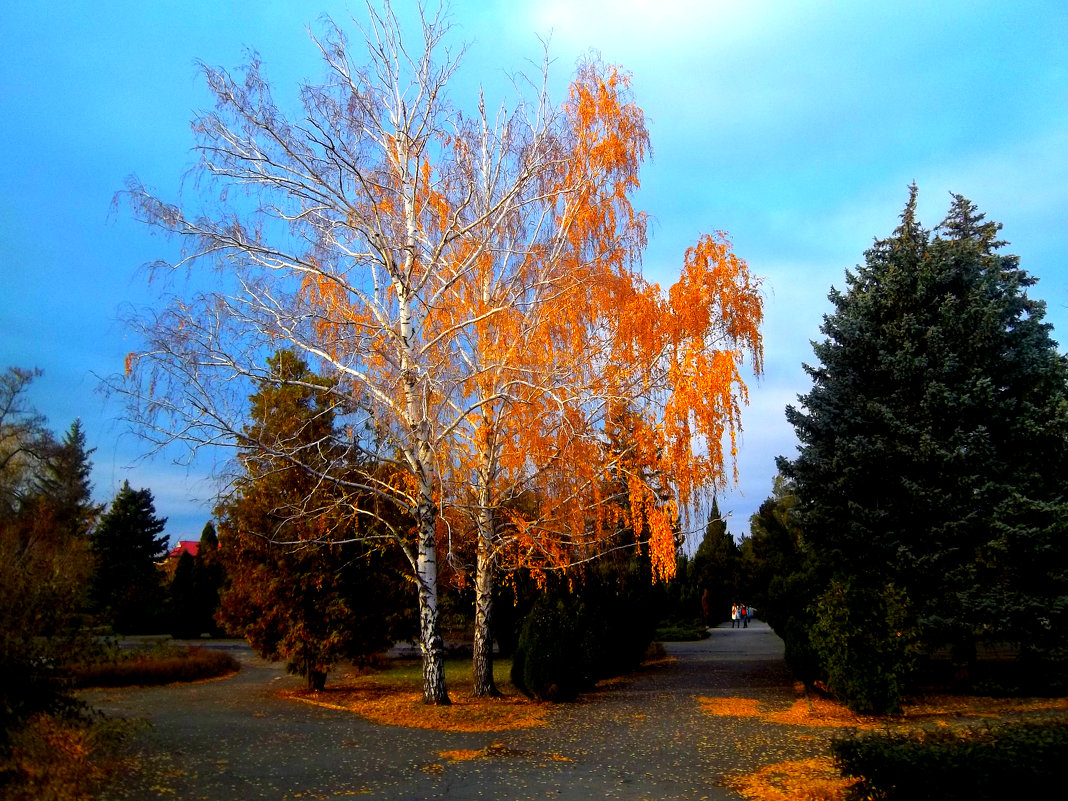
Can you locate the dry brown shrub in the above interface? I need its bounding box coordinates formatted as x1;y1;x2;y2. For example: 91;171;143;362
0;714;128;801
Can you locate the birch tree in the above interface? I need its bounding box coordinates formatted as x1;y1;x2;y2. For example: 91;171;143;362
120;3;580;704
117;3;763;703
445;60;764;696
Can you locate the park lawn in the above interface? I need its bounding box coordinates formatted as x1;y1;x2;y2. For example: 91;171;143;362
280;656;550;732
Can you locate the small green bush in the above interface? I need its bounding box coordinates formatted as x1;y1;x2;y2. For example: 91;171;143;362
832;719;1068;801
811;580;917;714
583;561;656;678
510;595;594;702
71;646;238;688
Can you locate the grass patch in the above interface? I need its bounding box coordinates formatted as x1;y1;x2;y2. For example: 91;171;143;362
72;645;239;688
282;656;549;732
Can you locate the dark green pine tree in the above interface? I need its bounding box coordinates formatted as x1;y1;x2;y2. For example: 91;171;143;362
780;186;1068;708
192;520;225;636
167;550;199;638
34;419;103;538
216;350;409;689
691;497;740;624
90;480;169;633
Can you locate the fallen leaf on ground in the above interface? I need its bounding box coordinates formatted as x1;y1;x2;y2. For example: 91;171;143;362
727;757;858;801
283;683;548;732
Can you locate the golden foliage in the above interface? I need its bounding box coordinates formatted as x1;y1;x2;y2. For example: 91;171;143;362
291;51;765;591
901;694;1068;721
285;685;546;732
709;687;1068;800
438;748;485;762
765;697;879;730
438;742;528;762
698;692;877;730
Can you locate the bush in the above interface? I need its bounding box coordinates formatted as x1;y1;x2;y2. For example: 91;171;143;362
581;560;656;679
508;558;657;702
810;580;917;714
654;621;709;641
832;720;1068;801
71;646;238;688
510;595;594;702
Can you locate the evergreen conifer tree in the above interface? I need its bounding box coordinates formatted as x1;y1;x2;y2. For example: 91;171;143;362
691;497;740;624
192;520;224;636
780;187;1068;708
216;351;411;689
90;481;169;633
35;419;103;538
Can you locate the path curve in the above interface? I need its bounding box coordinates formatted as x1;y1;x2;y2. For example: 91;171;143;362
87;622;825;800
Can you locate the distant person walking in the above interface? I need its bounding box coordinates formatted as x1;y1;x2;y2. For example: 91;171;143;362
739;604;749;628
731;604;740;628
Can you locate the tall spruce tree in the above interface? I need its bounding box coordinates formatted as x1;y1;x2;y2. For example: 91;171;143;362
193;521;225;635
35;419;103;538
90;480;169;633
780;187;1068;709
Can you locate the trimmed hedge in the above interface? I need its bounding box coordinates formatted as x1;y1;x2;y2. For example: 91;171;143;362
72;647;239;688
831;719;1068;801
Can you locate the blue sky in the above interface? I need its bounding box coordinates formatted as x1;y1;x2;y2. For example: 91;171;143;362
2;0;1066;545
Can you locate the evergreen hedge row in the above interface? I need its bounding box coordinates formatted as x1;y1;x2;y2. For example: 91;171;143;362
832;720;1068;801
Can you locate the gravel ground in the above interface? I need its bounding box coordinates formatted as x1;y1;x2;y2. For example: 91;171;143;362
86;622;827;801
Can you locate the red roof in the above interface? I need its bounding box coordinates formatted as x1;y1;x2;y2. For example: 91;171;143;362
169;541;199;559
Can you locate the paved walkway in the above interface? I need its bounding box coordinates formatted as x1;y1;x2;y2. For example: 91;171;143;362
86;622;825;800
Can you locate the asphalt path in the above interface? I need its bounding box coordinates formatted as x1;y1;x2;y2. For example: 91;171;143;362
86;622;825;800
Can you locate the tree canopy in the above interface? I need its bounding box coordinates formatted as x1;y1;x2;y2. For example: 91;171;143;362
0;368;96;740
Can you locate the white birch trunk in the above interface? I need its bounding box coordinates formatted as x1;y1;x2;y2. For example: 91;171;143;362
472;492;499;697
